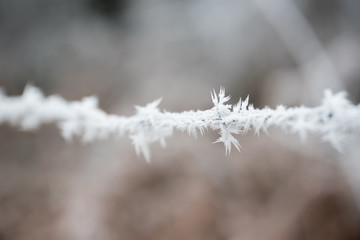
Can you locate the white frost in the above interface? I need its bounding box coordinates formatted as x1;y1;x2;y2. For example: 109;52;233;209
0;86;359;161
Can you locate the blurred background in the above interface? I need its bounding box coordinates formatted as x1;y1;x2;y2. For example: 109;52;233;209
1;0;360;239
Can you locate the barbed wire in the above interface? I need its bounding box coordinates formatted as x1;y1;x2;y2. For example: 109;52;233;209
1;86;359;162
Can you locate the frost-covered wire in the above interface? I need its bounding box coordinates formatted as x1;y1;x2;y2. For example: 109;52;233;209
0;86;359;162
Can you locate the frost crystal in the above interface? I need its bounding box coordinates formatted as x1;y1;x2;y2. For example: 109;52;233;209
0;86;359;161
